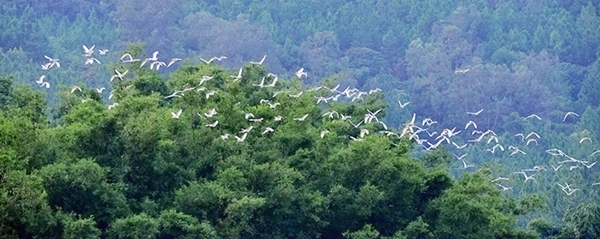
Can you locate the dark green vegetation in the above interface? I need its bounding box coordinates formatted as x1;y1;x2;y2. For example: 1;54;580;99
1;0;600;238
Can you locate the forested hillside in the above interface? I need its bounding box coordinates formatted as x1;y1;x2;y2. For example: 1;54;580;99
1;0;600;238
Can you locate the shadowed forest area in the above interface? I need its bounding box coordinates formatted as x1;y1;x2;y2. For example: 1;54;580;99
1;0;600;238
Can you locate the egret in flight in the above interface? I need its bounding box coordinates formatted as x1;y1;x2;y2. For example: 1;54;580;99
82;44;95;56
467;108;483;116
171;109;183;119
398;100;410;108
250;55;266;65
110;69;129;81
295;68;308;78
563;112;579;122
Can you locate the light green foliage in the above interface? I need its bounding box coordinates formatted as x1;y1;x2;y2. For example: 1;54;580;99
108;213;160;239
343;224;381;239
400;216;434;239
157;209;217;239
62;215;101;239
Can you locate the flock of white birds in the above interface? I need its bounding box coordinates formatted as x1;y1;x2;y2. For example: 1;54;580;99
36;45;599;198
403;107;600;194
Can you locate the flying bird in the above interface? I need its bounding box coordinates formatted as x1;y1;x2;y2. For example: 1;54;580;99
264;74;278;87
526;138;538;146
514;171;537;183
39;81;50;88
526;132;540;139
36;75;46;84
551;164;562;171
44;55;60;68
579;137;592;144
120;53;140;63
495;183;513;191
461;160;475;169
453;153;467;160
70;86;82;93
205;121;219;127
240;126;254;134
204;108;218;118
85;57;101;65
200;56;226;64
582;161;597;169
525;114;542;120
295;68;308;78
563;112;579;122
231;67;243;81
289;91;303;98
252;77;266;88
509;146;526;156
166;58;182;67
514;133;525;141
198;75;214;86
467;108;483;116
235;132;248;142
250;55;266;65
491;177;510;182
465;120;477;130
171;109;183;119
349;136;364;141
205;90;216;99
110;69;129;81
360;129;369;138
108;103;118;109
268;102;280;109
398;100;410;108
320;130;330;138
82;44;95;56
293;114;309;121
262;127;275;135
150;61;166;70
41;62;52;70
452;142;468;149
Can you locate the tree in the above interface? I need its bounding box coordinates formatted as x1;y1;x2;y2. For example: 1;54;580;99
157;209;217;239
561;203;600;239
342;224;381;239
424;170;539;238
61;215;101;239
108;213;160;239
0;168;54;238
38;158;130;230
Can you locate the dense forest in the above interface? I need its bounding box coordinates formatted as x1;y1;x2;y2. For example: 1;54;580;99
1;0;600;238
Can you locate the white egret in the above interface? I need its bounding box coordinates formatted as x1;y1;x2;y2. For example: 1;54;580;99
250;55;266;65
171;109;183;118
235;133;248;142
563;112;579;122
295;68;307;78
206;121;219;127
293;114;309;121
467;108;483;116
